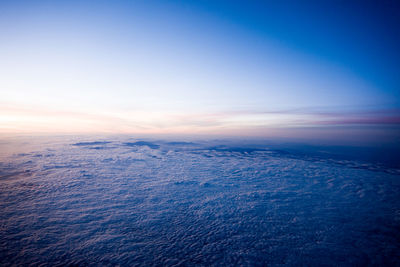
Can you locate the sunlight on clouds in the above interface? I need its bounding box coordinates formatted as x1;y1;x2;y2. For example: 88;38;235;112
0;105;308;134
1;104;398;145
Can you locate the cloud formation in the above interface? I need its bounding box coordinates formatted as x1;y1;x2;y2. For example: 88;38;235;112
0;103;399;144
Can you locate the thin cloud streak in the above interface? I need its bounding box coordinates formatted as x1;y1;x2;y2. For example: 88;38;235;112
1;103;399;136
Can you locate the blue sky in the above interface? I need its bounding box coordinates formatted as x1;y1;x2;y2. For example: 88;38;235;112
0;0;399;143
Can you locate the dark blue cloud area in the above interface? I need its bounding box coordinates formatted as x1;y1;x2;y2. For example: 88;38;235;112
206;145;266;154
72;141;111;146
72;141;113;150
123;141;160;149
165;141;197;146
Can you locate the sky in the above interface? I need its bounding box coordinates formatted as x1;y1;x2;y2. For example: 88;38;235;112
0;0;399;144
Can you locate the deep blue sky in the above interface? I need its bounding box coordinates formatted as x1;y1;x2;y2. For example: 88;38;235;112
183;0;400;95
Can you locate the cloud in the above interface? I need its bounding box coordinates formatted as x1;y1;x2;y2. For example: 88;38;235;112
0;103;399;142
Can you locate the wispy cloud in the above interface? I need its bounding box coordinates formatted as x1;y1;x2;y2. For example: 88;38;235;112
1;103;399;137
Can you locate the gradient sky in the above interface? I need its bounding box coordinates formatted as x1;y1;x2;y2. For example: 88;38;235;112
0;0;399;143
